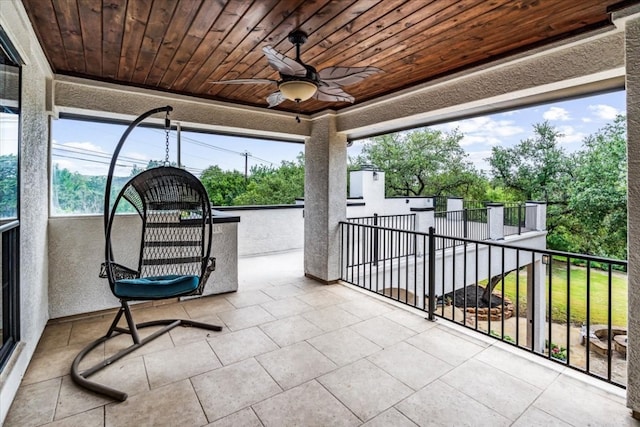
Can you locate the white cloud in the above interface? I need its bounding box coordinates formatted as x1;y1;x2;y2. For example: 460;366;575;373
581;117;592;123
589;104;619;120
557;125;587;144
445;116;524;138
459;135;501;147
542;107;571;121
466;150;494;172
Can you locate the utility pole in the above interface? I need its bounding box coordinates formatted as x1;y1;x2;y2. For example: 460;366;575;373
243;151;251;184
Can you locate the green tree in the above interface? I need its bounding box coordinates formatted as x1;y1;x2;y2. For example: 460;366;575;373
0;154;18;218
52;165;106;213
353;128;482;197
200;165;246;206
233;154;305;205
489;121;574;202
569;115;627;258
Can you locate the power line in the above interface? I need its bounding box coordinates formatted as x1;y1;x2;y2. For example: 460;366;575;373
150;128;277;166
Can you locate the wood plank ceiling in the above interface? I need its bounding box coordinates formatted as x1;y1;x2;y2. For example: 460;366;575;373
21;0;637;115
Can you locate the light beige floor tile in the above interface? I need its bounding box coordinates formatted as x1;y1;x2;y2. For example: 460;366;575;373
181;295;236;319
437;323;494;347
260;315;323;347
350;316;416;348
261;284;307;299
4;377;61;427
260;297;313;319
42;407;104;427
22;343;104;385
383;309;437;333
308;328;381;366
301;306;361;332
217;305;276;331
440;359;542;420
68;318;113;346
256;341;336;390
144;340;221;388
324;284;366;300
168;315;228;346
224;290;273;308
191;358;281;422
205;407;262;427
396;380;511;426
368;341;453;390
252;380;360;427
208;326;278;365
55;375;113;421
337;298;395;319
104;328;175;360
128;303;191;323
474;344;561;389
318;359;412;421
296;290;347;308
36;323;73;352
105;379;207;427
361;407;417;427
406;327;484;366
533;375;638;426
292;279;329;293
511;407;572;426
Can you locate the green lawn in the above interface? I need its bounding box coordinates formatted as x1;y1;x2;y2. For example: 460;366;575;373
496;261;627;327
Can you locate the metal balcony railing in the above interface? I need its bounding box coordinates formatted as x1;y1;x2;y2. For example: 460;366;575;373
339;221;628;388
346;214;416;264
434;208;489;249
504;204;538;236
0;220;20;371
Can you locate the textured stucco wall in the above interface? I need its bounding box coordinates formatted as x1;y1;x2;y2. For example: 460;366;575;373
625;15;640;416
48;215;238;318
0;1;52;423
213;208;304;256
304;114;347;282
54;77;310;141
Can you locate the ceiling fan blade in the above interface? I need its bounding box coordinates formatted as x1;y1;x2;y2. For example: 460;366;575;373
314;85;355;103
262;46;307;77
209;78;277;85
318;66;382;87
266;91;286;108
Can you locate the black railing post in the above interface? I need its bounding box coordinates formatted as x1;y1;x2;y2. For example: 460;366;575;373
428;226;436;321
463;208;468;238
373;213;379;265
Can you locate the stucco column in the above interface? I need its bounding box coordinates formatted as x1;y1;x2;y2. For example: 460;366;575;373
486;203;504;240
304;113;347;283
411;207;435;255
620;9;640;418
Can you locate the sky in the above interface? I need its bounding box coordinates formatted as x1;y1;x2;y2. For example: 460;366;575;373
46;90;626;177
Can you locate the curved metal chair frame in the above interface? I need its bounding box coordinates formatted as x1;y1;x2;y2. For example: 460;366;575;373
71;106;222;401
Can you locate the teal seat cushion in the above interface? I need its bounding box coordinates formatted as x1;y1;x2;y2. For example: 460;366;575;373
114;274;199;299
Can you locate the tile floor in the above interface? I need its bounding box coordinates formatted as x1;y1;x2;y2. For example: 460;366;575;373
5;251;639;426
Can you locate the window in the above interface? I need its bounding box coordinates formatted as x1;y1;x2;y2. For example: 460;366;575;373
51;117;304;215
0;26;21;370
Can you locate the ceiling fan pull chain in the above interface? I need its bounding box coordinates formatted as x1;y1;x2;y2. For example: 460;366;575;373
295;101;301;123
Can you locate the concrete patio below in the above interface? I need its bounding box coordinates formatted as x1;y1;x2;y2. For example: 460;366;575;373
5;250;636;426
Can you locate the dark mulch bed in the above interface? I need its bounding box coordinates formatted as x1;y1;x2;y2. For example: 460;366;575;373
437;285;505;309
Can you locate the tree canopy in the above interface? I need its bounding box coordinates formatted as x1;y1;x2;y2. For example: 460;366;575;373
352;128;484;198
487;117;627;259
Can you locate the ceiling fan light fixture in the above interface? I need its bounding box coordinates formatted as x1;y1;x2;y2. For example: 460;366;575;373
279;80;317;102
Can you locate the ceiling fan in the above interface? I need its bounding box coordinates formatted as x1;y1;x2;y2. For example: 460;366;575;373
210;30;381;114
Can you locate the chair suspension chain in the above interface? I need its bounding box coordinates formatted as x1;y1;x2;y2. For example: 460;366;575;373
164;110;171;165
